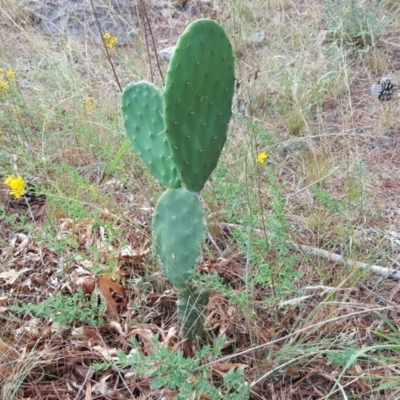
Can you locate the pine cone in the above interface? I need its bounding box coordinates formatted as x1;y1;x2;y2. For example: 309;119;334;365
371;77;398;101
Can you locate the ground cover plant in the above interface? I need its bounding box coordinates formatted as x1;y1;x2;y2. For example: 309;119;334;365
1;0;400;399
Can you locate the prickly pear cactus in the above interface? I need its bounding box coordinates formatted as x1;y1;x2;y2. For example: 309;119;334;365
121;82;181;188
164;19;235;192
152;187;206;288
122;19;234;340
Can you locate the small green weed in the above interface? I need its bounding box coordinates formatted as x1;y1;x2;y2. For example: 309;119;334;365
310;184;347;214
12;289;106;327
326;346;359;367
324;0;387;47
213;159;299;299
251;169;299;295
93;335;250;399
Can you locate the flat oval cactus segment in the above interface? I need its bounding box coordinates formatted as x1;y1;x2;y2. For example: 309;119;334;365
164;19;235;192
152;187;206;288
121;81;181;188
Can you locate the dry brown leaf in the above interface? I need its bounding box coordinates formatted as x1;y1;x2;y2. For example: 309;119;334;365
0;268;32;284
99;276;124;296
0;296;8;306
85;382;92;400
59;218;73;231
31;275;47;286
10;233;31;255
212;362;248;378
110;320;124;335
100;210;114;221
73;218;94;234
92;374;112;396
163;326;179;350
129;328;156;355
119;245;149;259
72;326;102;342
0;338;20;380
80;276;96;296
97;276;125;320
92;345;118;360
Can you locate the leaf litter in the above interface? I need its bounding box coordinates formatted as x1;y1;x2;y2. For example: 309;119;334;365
1;1;400;399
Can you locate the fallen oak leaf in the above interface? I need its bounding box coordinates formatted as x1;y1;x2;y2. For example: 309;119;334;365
97;276;125;320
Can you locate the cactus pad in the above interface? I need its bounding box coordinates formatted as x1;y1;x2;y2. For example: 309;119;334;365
152;187;205;288
164;19;235;192
121;82;181;188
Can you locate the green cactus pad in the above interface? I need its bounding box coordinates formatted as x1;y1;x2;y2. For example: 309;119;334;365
177;284;209;340
164;19;235;192
152;187;205;288
121;81;181;188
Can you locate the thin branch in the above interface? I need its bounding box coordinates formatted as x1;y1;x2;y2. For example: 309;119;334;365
288;166;339;198
223;222;400;280
89;0;122;92
290;242;400;281
138;0;164;82
137;0;153;82
194;306;391;372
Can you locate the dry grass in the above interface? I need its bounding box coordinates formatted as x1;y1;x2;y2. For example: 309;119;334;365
1;0;400;399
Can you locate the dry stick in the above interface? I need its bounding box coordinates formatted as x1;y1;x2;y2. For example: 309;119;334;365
251;352;320;387
138;0;164;82
292;243;399;306
89;0;122;92
137;0;153;82
225;222;398;307
224;223;400;281
342;255;398;307
287;166;339;199
290;243;400;281
194;306;391;374
292;241;400;306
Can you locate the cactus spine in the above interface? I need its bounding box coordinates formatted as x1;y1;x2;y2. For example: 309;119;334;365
121;19;234;340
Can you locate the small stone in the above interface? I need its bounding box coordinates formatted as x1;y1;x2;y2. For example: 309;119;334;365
246;31;267;45
316;30;329;46
23;0;137;44
159;46;175;62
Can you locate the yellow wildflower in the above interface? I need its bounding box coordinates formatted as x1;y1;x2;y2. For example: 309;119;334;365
12;107;20;115
257;151;268;164
6;69;16;79
4;175;25;199
0;80;9;91
82;96;96;113
103;32;118;49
